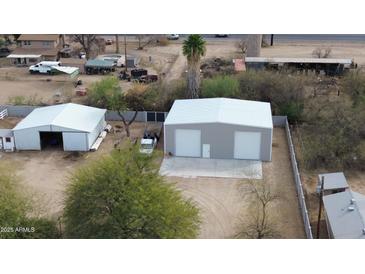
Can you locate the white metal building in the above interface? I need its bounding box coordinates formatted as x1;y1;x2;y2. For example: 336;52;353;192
12;103;106;151
323;190;365;239
0;129;15;152
164;98;273;161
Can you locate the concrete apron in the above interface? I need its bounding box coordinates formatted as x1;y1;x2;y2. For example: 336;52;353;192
159;157;262;179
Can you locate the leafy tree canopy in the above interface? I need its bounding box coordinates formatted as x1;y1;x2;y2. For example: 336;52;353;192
63;143;200;238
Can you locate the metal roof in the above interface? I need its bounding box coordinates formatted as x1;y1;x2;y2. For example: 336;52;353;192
85;59;115;68
318;172;349;191
17;34;60;41
7;54;42;59
13;103;106;133
323;190;365;239
164;98;273;129
245;57;353;65
52;66;79;75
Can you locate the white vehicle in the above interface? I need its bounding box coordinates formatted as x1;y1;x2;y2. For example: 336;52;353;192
139;137;157;155
166;34;179;40
29;61;61;74
100;54;125;67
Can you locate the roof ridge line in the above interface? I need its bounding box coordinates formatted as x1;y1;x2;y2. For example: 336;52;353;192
50;103;70;125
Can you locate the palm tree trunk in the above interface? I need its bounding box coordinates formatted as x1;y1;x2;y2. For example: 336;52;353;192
187;59;200;98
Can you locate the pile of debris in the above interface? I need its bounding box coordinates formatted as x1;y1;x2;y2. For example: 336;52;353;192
200;58;235;78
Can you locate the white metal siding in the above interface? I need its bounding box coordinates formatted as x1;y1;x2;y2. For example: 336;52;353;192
63;132;88;151
234;131;261;160
0;137;15;151
13;127;48;150
175;129;201;157
87;118;106;149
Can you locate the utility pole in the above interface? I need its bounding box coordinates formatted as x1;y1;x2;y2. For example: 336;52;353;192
115;35;119;54
316;176;325;239
270;34;274;46
124;35;128;73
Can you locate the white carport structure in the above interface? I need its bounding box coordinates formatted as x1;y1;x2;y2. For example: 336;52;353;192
12;103;106;151
52;66;80;78
7;54;42;59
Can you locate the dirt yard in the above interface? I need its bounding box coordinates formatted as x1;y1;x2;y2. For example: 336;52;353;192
0;120;160;219
2;38;365;105
165;128;306;239
262;41;365;66
0;67;134;105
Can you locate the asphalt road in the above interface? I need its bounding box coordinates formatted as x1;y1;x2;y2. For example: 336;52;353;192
101;34;365;43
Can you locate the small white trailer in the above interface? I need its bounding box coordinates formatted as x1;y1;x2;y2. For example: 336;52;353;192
0;129;15;152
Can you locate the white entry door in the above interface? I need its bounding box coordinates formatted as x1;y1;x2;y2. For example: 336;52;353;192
234;131;261;160
202;144;210;158
175;129;201;157
0;138;3;150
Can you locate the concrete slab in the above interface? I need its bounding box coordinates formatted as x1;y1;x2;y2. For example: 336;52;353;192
159;157;262;179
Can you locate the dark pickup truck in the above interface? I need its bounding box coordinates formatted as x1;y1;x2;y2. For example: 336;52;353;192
139;74;158;83
0;48;11;58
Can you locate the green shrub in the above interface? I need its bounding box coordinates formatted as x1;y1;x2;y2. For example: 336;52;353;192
341;70;365;106
201;75;239;98
8;94;43;106
301;99;363;170
63;143;200;238
236;71;306;122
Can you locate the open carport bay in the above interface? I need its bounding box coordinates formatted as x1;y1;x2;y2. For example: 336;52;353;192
160;157;262;179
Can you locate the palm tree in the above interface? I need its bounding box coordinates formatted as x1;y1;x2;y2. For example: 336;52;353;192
182;35;206;98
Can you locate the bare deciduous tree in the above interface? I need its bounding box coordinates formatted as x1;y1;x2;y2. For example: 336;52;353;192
71;34;98;59
235;39;247;54
136;35;155;50
312;47;332;58
236;181;280;239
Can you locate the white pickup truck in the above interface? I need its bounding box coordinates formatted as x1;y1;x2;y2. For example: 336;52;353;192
139;130;159;155
29;61;61;74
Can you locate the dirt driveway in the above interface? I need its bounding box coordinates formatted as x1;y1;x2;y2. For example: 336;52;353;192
165;128;306;239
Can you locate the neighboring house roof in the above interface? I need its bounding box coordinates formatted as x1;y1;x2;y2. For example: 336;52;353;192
13;103;106;133
323;189;365;239
318;172;349;191
245;57;353;65
17;34;60;41
8;47;59;57
164;98;273;129
85;59;115;68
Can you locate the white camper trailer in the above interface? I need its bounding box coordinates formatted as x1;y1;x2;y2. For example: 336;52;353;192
0;129;15;152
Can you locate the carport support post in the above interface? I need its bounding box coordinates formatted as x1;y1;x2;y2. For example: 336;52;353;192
316;176;325;239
